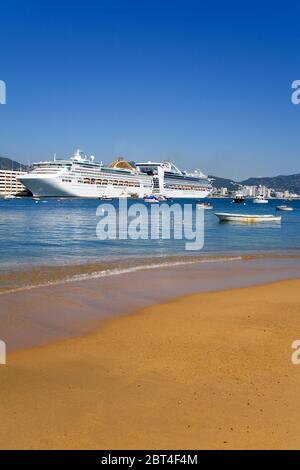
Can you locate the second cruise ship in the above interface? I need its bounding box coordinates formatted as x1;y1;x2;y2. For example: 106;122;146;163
136;161;212;199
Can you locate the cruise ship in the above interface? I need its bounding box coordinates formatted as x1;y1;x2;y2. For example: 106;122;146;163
135;161;212;199
18;150;153;198
19;151;212;199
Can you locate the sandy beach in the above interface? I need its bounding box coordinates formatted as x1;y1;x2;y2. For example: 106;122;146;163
0;277;300;449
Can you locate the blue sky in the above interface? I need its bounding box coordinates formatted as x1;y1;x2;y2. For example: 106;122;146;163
0;0;299;180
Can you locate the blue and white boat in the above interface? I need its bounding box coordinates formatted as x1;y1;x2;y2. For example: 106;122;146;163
215;212;281;222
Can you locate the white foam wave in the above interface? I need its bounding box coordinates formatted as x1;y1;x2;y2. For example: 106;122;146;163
0;256;243;296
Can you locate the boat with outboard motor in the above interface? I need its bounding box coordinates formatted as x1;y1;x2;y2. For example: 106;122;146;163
214;212;281;223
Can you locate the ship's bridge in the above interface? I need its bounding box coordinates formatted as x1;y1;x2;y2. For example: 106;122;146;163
161;161;183;175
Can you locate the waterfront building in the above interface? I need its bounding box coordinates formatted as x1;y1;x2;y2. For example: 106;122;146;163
0;169;28;196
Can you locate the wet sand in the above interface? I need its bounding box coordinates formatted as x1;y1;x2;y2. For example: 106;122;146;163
1;256;300;352
0;277;300;449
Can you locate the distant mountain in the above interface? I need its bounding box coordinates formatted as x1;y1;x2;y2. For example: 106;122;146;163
208;175;239;192
239;174;300;194
0;156;28;171
210;173;300;194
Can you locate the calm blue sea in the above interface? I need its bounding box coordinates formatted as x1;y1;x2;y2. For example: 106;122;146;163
0;197;300;272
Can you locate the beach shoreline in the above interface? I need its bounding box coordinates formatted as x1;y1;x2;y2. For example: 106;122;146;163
1;255;300;352
0;277;300;449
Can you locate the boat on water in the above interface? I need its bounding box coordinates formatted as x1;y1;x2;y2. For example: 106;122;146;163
144;195;160;203
136;161;212;199
214;212;282;222
18;151;153;199
197;202;213;210
276;205;294;211
232;192;245;204
253;195;268;204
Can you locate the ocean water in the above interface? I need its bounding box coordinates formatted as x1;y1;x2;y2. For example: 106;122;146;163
0;197;300;274
1;196;300;349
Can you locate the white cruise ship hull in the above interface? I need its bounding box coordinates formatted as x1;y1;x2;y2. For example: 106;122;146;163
19;175;150;198
154;188;211;199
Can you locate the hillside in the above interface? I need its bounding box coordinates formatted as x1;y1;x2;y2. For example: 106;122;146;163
0;156;28;171
240;174;300;194
208;175;239;192
210;173;300;194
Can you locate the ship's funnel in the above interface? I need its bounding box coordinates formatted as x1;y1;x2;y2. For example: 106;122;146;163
109;158;133;170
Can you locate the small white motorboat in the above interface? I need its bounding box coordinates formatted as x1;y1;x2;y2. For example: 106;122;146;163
144;195;160;203
215;212;281;223
4;194;16;200
276;205;294;211
197;202;213;210
253;195;268;204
